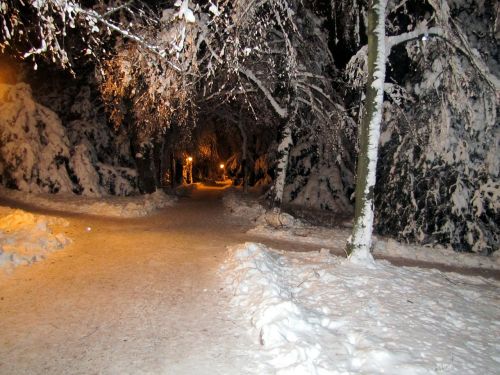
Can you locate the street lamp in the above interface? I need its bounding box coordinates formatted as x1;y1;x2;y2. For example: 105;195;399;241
220;163;225;181
186;156;193;184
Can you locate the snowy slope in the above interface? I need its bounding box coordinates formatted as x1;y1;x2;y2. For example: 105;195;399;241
222;242;500;374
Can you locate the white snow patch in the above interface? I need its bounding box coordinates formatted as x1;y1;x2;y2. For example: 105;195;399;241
222;242;500;374
0;207;71;271
0;187;175;218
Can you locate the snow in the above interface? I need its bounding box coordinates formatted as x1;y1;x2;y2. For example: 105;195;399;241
177;0;196;23
0;186;498;374
0;206;71;271
223;190;500;270
248;221;500;271
222;242;500;374
0;83;138;196
0;186;175;218
222;189;266;222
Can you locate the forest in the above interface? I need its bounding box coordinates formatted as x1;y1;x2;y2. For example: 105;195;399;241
0;0;498;256
1;1;500;374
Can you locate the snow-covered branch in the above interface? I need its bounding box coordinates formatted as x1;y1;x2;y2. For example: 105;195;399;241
386;26;444;50
238;67;288;118
387;25;500;90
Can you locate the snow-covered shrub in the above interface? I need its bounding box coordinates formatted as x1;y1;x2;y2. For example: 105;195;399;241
285;139;354;213
63;85;138;195
0;82;139;196
96;163;138;196
375;29;499;253
0;83;75;193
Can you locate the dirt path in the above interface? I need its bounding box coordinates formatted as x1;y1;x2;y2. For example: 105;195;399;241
0;186;498;374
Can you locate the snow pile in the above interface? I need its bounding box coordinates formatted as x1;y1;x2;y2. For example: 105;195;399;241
222;191;266;222
222;242;500;374
0;186;175;218
248;217;500;270
0;208;70;270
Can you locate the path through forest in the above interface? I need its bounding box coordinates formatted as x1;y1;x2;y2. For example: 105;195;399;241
0;186;265;374
0;185;498;374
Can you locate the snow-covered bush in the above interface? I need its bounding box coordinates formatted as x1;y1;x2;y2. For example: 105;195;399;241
0;83;75;193
285;139;354;213
373;2;499;254
0;82;138;196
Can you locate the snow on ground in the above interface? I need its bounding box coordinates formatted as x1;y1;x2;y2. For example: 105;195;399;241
222;189;267;222
0;186;175;218
0;206;71;271
222;242;500;374
249;222;500;271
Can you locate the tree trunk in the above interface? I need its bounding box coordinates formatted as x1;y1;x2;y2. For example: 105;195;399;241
237;120;249;193
347;0;387;264
170;152;176;189
273;123;293;207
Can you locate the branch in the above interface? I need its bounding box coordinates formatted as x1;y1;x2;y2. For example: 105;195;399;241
386;26;444;50
77;7;182;72
238;67;288;118
387;26;500;91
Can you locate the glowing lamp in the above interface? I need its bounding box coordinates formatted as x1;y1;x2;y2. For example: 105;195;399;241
187;156;193;162
220;164;224;169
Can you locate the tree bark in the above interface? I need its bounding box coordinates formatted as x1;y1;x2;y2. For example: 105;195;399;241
347;0;387;264
237;120;249;193
273;123;293;207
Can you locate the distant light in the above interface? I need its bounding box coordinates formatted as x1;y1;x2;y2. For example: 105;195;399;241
220;164;224;169
421;34;428;41
187;156;193;162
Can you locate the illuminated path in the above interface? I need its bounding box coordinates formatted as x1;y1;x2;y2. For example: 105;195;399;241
1;185;498;374
0;186;265;374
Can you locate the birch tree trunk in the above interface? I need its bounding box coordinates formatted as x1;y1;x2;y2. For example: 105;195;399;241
347;0;387;264
273;123;293;207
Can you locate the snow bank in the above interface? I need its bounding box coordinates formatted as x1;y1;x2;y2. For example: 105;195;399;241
249;221;500;270
373;238;500;271
0;207;71;271
222;190;266;222
0;187;175;218
222;242;500;374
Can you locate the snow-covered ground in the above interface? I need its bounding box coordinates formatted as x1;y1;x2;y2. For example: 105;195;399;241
222;189;267;222
0;186;175;218
0;206;71;271
222;242;500;374
0;186;498;374
223;191;500;271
